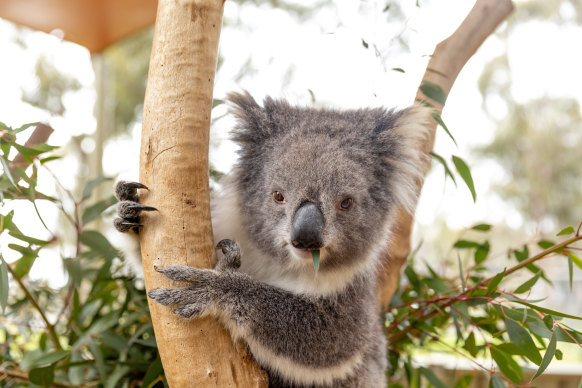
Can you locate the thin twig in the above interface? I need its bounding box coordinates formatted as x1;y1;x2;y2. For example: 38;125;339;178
5;264;62;351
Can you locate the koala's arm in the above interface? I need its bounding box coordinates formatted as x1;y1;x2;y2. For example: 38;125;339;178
148;240;374;385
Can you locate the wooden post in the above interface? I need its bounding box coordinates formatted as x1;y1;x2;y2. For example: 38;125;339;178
137;0;267;386
377;0;515;309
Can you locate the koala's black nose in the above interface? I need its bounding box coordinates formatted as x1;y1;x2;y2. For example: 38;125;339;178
291;202;324;250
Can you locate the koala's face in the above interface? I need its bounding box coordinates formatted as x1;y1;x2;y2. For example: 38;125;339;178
228;92;428;273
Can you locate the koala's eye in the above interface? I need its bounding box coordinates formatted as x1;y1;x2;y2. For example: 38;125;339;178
339;198;353;210
273;191;286;203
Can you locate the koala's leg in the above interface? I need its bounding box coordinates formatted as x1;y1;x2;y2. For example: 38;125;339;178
113;181;157;233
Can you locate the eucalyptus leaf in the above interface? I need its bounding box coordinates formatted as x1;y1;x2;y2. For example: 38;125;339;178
543;315;554;330
13;252;38;278
568;256;574;291
454;240;481;249
490;346;523;384
8;231;51;246
464;332;478;357
142;356;164;388
568;252;582;271
472;223;492;232
29;365;55;387
537;240;555;250
420;81;447;105
0;156;18;189
82;195;118;225
455;375;473;388
82;175;113;200
457;253;465;292
430;152;457;185
490;374;507;388
89;340;107;382
0;255;8;313
531;330;557;381
557;226;574;236
514;272;542;294
513;300;582;321
312;250;320;273
452;155;476;202
80;230;119;260
14;122;40;134
474;241;490;264
432;112;457;146
105;365;131;388
487;269;506;295
419;366;447;388
505;317;542;365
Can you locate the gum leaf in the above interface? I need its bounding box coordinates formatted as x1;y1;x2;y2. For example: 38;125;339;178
312;250;320;274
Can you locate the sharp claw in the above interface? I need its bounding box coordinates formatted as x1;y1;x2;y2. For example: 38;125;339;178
120;221;143;227
122;181;149;190
114;217;143;232
115;180;149;201
127;204;158;212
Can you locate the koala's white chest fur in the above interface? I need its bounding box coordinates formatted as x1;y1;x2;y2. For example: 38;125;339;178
211;182;384;298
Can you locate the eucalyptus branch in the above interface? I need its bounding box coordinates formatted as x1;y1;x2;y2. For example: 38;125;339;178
5;264;62;351
486;233;582;282
55;202;83;326
388;232;582;344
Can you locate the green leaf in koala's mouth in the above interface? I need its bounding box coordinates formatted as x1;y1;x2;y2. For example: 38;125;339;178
312;250;320;274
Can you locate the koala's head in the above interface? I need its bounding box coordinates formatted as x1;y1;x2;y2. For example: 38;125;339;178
228;92;431;274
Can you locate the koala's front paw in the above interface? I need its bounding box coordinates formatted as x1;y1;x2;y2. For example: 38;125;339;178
148;265;216;318
215;239;241;271
113;181;157;233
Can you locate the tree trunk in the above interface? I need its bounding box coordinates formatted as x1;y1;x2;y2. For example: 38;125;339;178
137;0;267;386
377;0;515;309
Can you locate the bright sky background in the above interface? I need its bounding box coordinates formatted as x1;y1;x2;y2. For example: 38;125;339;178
1;0;582;292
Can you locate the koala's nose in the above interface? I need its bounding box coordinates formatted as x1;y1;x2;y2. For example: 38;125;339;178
291;202;324;250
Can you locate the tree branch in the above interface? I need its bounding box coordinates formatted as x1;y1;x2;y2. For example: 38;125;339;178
137;0;267;386
377;0;515;309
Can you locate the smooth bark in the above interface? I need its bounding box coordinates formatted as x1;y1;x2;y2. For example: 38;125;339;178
138;0;267;386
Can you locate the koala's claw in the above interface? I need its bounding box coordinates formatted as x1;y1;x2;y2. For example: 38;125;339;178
114;181;156;233
118;201;158;219
215;239;241;271
115;180;148;202
113;218;143;233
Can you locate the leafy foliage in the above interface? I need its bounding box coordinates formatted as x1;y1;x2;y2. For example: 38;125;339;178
385;222;582;388
1;123;163;387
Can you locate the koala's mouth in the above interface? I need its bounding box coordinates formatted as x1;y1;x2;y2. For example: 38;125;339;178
291;246;316;260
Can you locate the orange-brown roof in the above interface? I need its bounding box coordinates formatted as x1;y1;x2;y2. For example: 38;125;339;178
0;0;157;52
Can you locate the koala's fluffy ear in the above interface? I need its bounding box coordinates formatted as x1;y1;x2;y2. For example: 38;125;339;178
227;91;270;145
375;104;434;214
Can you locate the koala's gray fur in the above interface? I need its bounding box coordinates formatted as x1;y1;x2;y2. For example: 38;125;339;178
115;92;432;387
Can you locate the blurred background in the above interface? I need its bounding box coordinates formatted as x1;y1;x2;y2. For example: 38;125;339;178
1;0;581;386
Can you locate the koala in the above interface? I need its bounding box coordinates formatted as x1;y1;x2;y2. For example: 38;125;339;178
114;92;431;388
